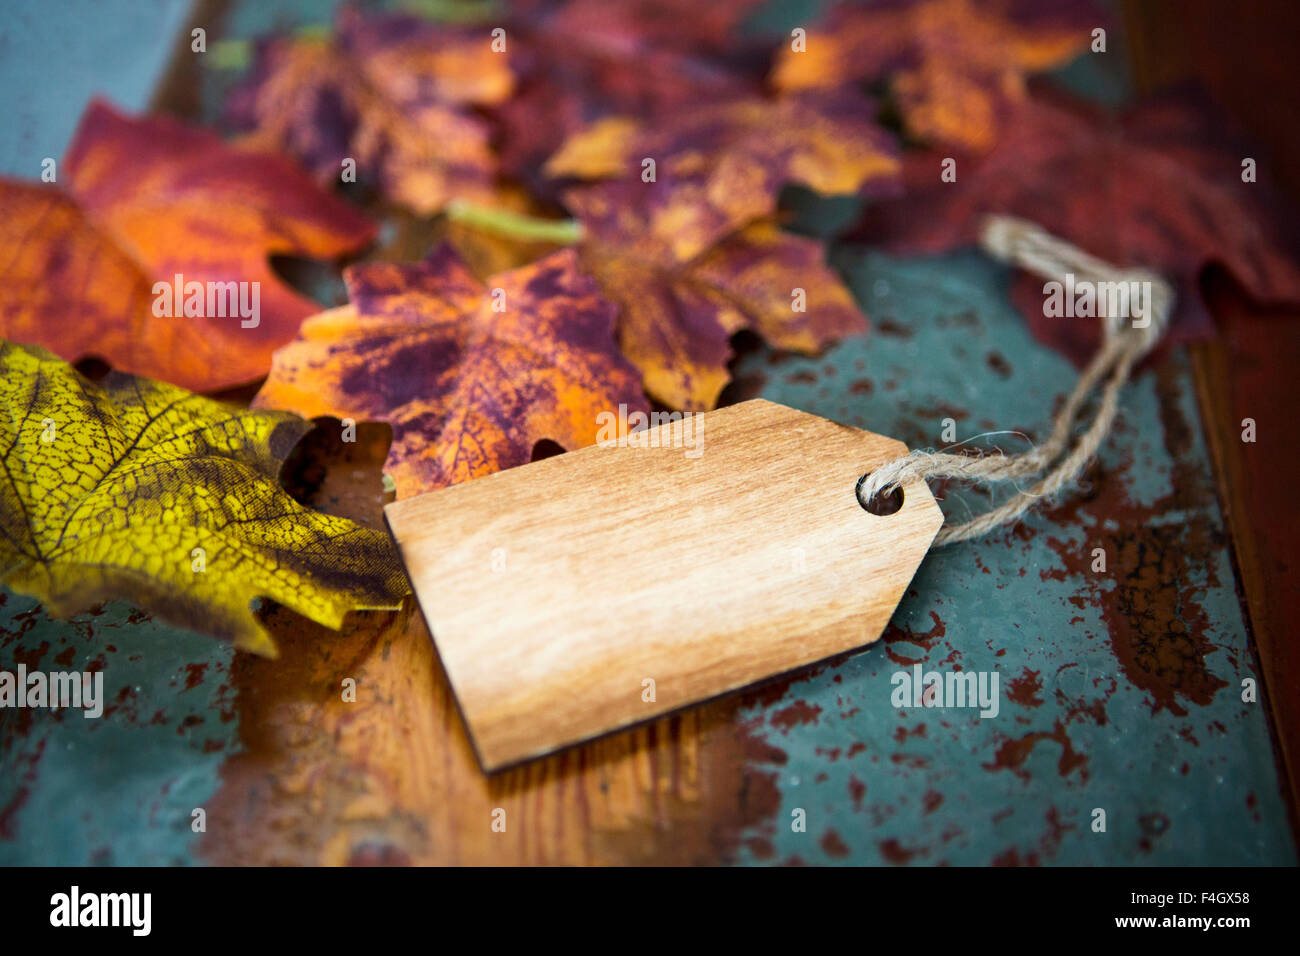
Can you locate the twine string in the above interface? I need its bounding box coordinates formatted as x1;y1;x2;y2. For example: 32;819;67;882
857;215;1174;546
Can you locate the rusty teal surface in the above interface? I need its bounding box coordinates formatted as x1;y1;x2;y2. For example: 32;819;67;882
724;249;1294;864
0;597;237;865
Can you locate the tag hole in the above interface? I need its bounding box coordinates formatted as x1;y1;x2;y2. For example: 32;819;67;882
856;473;904;516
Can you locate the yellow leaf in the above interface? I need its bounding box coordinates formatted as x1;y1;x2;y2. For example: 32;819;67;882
0;342;408;656
544;117;642;180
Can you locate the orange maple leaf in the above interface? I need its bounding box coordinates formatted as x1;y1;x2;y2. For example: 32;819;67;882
566;181;866;411
771;0;1096;151
253;246;647;499
0;100;376;392
226;5;513;216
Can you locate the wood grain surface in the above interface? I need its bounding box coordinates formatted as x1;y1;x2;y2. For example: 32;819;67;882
387;399;942;770
1190;273;1300;837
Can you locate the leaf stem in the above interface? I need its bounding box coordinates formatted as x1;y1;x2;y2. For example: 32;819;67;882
209;39;251;70
445;201;584;245
207;25;330;70
394;0;504;23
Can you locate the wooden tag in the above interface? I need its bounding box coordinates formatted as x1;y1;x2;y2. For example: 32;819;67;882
385;399;942;770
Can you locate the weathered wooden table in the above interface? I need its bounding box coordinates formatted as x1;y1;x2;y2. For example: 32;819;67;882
1;0;1294;865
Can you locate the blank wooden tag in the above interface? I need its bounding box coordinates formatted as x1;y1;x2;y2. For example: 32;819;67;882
385;399;942;770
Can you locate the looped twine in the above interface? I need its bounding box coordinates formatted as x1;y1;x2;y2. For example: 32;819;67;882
857;215;1174;546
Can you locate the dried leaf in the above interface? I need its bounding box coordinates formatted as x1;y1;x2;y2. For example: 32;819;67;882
567;181;865;410
856;92;1300;360
544;0;767;54
771;0;1096;151
226;5;513;215
0;100;376;392
545;92;901;238
494;0;764;189
254;246;647;498
0;341;407;656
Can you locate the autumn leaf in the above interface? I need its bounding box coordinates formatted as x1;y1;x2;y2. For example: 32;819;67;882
854;91;1300;361
566;181;866;410
545;92;901;237
253;246;647;498
225;4;513;216
771;0;1097;151
493;0;764;191
0;341;407;656
0;99;376;393
544;0;768;55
